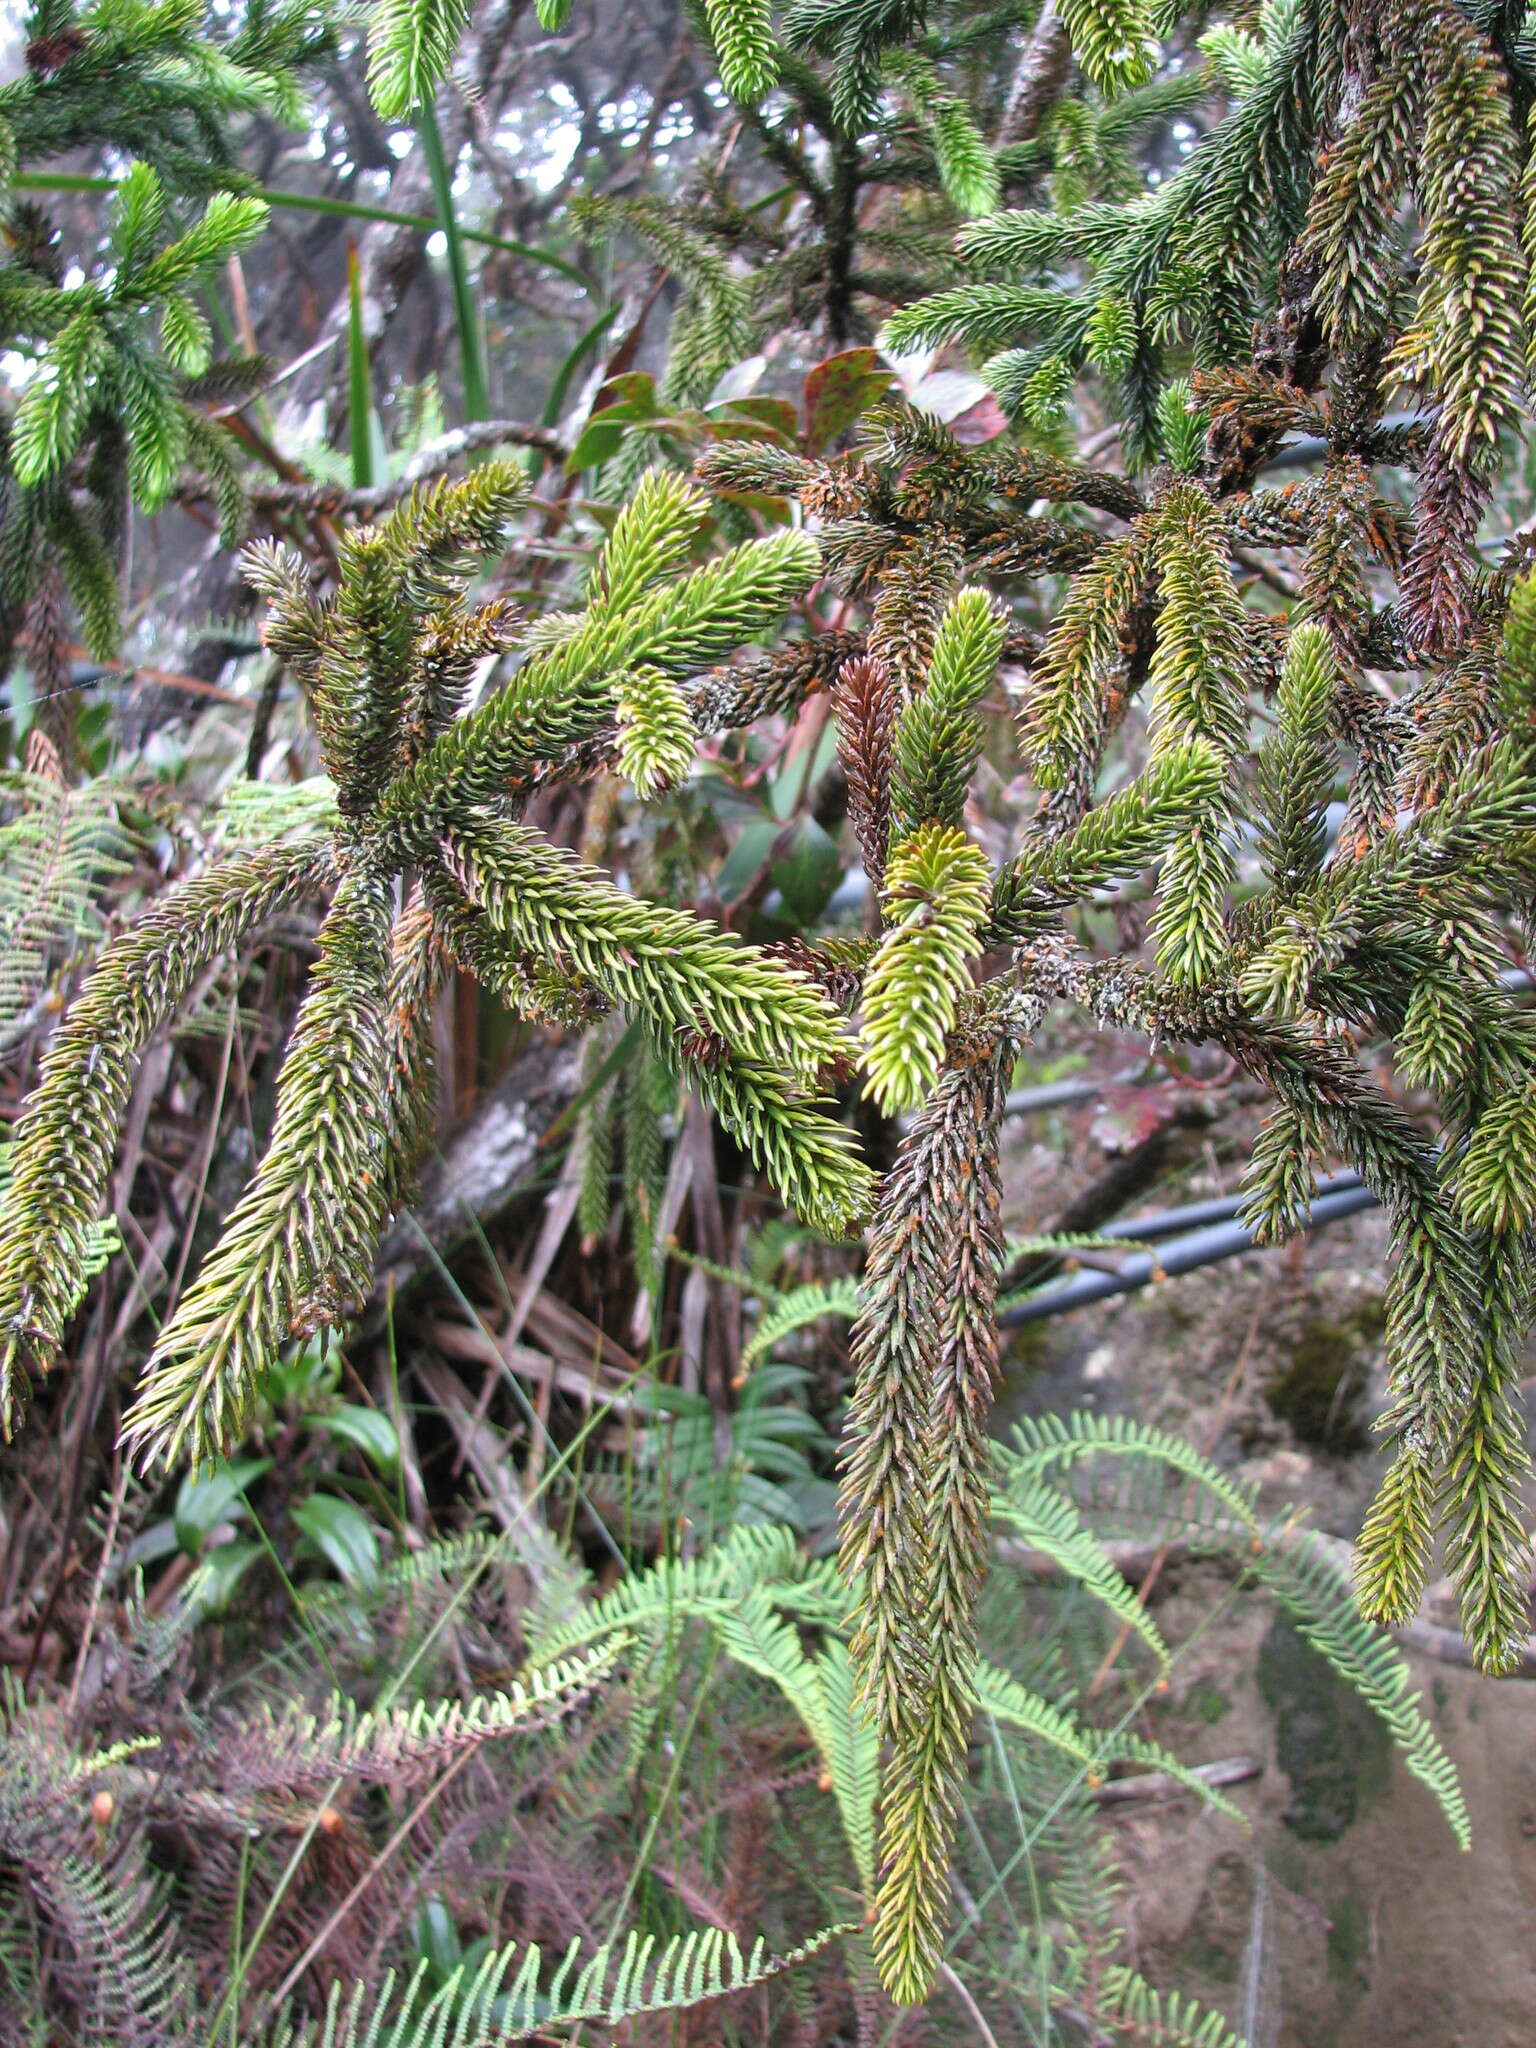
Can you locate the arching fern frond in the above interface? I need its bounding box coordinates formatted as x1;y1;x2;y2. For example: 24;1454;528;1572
0;756;127;1045
991;1475;1170;1672
249;1918;856;2048
742;1277;861;1369
998;1412;1262;1537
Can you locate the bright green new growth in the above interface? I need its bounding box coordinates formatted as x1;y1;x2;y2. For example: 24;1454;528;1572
890;585;1006;836
614;664;696;795
1059;0;1155;96
1145;485;1249;986
1456;1090;1536;1236
702;0;779;103
367;0;472;116
860;825;990;1114
1253;621;1336;899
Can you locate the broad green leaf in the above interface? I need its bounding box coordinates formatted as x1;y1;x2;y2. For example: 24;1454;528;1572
174;1457;271;1555
317;1403;401;1472
292;1492;382;1588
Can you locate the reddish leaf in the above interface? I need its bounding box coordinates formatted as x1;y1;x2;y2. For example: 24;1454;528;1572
697;416;787;443
1089;1086;1176;1156
950;393;1011;445
802;348;891;453
592;371;657;413
725;396;801;440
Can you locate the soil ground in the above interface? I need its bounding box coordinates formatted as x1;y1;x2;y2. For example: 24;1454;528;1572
997;1132;1536;2047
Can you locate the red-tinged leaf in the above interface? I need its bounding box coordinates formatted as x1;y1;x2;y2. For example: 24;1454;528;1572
950;393;1011;445
592;370;658;413
726;396;800;440
1089;1086;1176;1156
698;415;785;443
802;348;891;453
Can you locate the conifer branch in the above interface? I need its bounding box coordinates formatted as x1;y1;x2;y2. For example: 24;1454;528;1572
889;587;1005;838
0;843;334;1433
989;740;1225;942
831;652;896;886
859;825;991;1115
1144;485;1250;987
122;864;397;1471
1252;620;1338;899
869;1035;1014;2006
436;817;873;1237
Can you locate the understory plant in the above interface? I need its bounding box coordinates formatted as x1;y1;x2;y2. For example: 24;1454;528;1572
0;1424;1468;2044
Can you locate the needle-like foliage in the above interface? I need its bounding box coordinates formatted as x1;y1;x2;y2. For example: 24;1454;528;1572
0;0;335;669
0;466;866;1466
10;0;1536;2018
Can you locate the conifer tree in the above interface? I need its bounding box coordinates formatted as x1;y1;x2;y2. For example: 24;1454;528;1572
683;0;1536;1998
8;0;1536;2017
0;0;336;678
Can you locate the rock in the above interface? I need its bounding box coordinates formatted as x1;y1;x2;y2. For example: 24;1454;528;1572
367;1035;583;1311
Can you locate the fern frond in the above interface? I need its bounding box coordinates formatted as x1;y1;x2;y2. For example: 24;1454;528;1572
742;1278;860;1369
252;1920;853;2048
0;762;127;1041
998;1413;1262;1537
1089;1968;1249;2047
1254;1532;1471;1849
713;1589;879;1889
217;1642;624;1807
992;1476;1169;1671
975;1662;1243;1818
524;1521;807;1666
